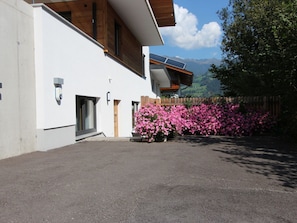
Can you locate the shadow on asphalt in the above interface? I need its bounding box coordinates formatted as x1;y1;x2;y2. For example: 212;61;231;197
175;135;297;189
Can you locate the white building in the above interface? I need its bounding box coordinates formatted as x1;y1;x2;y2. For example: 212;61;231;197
0;0;178;159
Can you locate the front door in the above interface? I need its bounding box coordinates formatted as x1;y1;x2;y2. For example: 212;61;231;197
113;100;120;137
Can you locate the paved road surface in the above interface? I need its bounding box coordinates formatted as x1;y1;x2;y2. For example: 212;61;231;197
0;136;296;223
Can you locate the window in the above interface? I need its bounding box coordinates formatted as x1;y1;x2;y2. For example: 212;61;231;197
76;96;97;136
132;101;139;128
58;11;72;22
142;54;146;77
151;79;156;93
115;22;121;56
92;2;97;40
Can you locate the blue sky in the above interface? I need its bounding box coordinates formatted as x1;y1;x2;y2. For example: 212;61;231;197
150;0;229;60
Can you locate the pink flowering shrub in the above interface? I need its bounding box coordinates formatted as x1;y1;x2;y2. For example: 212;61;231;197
135;103;275;141
134;104;174;142
167;105;190;135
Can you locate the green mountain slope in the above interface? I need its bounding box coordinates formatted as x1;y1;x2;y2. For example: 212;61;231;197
181;71;222;97
168;57;223;97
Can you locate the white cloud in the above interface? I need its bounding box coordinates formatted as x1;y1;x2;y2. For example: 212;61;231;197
160;4;222;50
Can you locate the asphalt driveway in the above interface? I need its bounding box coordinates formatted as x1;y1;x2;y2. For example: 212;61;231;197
0;136;296;223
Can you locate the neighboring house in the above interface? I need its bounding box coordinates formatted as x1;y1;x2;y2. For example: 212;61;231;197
150;54;193;97
0;0;175;159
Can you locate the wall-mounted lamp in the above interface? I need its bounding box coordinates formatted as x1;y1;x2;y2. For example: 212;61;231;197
53;78;64;105
106;91;111;103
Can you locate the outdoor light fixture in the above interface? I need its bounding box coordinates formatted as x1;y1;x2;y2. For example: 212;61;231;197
106;91;111;103
53;78;64;105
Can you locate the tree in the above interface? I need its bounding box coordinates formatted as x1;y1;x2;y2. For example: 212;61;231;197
211;0;297;95
210;0;297;137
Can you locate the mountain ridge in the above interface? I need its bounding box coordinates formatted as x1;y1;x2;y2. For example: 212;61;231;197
169;57;221;76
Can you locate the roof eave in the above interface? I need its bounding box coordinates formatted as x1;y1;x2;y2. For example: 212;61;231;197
108;0;164;46
150;64;171;88
150;59;194;86
27;0;167;46
149;0;176;27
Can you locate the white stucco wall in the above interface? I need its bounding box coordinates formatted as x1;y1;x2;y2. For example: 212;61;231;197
0;0;36;159
33;5;156;150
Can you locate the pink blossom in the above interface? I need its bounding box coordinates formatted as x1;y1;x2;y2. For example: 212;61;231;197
135;103;275;142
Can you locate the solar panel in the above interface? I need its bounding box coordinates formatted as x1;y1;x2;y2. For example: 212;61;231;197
150;53;186;69
166;58;186;69
150;54;167;63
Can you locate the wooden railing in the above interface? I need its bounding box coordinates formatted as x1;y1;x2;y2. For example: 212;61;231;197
141;96;281;117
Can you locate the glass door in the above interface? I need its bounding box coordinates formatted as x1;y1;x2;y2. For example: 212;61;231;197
76;95;97;136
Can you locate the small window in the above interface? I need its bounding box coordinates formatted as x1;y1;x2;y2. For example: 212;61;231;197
151;79;156;93
58;11;72;22
92;2;97;40
142;54;146;77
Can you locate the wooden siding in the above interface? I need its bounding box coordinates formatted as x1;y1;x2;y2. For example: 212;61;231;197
149;0;175;27
46;0;94;37
106;3;143;75
46;0;143;76
97;0;107;46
